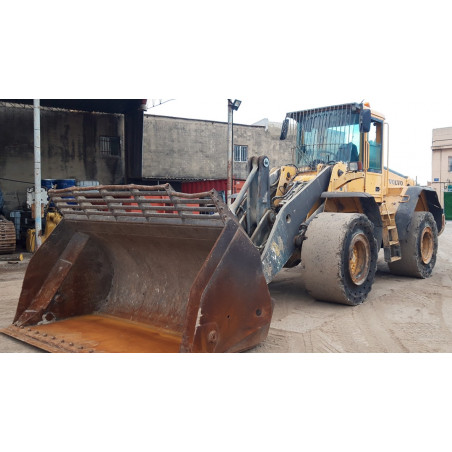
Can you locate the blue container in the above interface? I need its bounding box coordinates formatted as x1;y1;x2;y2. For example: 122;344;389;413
55;179;76;205
41;179;56;191
55;179;76;190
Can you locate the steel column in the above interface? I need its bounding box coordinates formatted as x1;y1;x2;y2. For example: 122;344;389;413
33;99;42;250
227;100;233;206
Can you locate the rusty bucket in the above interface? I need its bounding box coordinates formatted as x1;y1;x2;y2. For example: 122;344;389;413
1;185;273;353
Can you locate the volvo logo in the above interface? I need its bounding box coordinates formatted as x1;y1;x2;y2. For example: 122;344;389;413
389;179;403;186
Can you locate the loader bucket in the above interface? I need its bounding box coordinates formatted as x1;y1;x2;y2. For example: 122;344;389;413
1;185;273;353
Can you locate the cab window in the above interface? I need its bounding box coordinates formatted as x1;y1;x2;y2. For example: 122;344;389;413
368;120;382;172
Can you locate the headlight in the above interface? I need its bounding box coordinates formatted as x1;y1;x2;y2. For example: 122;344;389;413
348;162;360;172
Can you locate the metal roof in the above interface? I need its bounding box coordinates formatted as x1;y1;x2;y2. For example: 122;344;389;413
286;102;362;119
0;99;146;114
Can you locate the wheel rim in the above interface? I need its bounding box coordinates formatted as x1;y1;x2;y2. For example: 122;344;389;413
420;226;434;264
348;233;371;286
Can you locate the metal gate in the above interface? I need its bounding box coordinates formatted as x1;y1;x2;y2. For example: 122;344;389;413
444;191;452;221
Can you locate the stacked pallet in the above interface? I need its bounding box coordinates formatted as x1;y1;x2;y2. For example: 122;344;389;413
0;216;16;254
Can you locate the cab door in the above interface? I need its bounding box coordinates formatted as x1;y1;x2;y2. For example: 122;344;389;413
364;118;383;202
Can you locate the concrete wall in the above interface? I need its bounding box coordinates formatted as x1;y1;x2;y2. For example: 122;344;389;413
142;115;293;182
0;103;125;214
431;127;452;207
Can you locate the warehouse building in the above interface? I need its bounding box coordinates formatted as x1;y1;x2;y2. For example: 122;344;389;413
0;100;145;216
142;114;293;193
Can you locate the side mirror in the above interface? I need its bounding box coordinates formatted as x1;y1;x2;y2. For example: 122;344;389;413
280;118;289;140
359;109;371;133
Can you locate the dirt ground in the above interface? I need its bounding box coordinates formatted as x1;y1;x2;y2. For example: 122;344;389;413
0;224;451;353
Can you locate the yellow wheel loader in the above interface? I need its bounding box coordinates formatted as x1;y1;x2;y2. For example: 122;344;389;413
26;211;62;253
1;102;444;352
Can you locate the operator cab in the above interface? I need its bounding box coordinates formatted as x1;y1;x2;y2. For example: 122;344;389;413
280;102;373;172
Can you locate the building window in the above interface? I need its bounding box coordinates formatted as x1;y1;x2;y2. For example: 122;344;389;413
234;145;248;162
100;136;121;157
449;156;452;172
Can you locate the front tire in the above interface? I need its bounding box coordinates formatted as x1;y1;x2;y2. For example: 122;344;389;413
300;213;378;305
388;211;438;278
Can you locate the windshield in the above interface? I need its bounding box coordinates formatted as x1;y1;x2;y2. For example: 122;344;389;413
292;107;361;169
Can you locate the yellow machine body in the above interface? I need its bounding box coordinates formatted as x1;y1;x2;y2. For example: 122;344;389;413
26;211;62;253
275;104;442;239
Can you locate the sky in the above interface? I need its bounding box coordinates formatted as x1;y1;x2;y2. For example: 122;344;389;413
2;1;451;448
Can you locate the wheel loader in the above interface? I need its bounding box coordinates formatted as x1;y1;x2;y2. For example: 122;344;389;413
1;102;444;352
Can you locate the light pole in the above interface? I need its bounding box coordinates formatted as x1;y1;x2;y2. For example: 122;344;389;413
33;99;42;250
227;99;241;205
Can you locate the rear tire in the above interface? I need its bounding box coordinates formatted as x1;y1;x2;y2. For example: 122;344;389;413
300;212;378;305
388;211;438;278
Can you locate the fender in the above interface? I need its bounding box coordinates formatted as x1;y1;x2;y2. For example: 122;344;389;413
321;192;383;246
395;186;444;240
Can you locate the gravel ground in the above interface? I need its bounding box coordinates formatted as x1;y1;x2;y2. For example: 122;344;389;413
1;223;451;353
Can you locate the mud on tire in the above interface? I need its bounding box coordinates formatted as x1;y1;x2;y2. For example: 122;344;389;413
388;211;438;278
300;212;378;306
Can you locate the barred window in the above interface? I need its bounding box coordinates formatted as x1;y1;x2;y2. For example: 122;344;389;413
234;145;248;162
100;136;121;157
